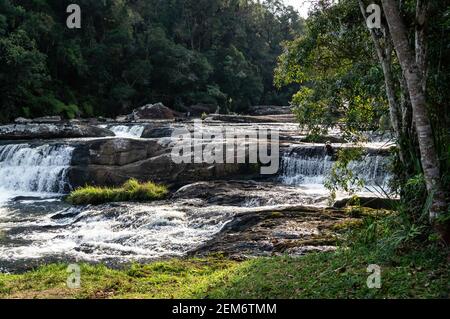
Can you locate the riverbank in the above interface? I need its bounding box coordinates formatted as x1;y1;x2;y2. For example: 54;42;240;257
0;246;447;299
1;216;448;299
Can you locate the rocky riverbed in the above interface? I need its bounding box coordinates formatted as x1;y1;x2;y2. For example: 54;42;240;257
0;109;394;273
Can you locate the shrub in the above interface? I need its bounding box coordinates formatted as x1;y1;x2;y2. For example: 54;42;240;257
67;179;168;205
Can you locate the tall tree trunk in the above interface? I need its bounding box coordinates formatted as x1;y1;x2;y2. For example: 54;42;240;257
358;0;403;159
415;0;429;93
381;0;448;240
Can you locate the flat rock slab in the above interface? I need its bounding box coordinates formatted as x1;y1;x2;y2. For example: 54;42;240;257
0;123;114;140
190;205;357;259
173;180;330;206
207;114;296;123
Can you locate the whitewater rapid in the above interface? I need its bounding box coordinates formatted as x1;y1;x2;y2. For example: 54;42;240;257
0;133;393;272
0;144;74;204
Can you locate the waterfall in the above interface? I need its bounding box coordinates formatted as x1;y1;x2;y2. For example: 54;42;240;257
109;125;144;138
0;144;74;196
280;155;333;186
280;152;390;188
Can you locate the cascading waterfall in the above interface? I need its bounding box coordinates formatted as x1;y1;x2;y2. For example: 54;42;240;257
280;155;334;186
109;125;145;138
0;144;74;197
280;152;390;188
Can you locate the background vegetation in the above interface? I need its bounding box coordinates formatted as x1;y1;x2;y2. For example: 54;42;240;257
0;0;304;122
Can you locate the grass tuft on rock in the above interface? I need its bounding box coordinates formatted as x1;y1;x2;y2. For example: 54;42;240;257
67;179;168;205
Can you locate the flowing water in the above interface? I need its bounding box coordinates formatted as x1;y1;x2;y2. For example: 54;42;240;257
109;125;145;138
0;144;74;202
280;153;390;188
0;199;235;272
0;128;392;272
0;142;234;271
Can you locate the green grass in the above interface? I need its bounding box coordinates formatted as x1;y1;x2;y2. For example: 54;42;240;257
206;246;449;299
0;257;239;299
0;246;447;299
1;214;448;299
66;179;168;205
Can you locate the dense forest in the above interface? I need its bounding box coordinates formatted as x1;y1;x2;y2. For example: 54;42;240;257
0;0;304;122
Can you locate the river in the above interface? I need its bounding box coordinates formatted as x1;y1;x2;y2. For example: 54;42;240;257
0;120;393;272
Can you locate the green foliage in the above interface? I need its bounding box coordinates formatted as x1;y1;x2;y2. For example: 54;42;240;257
274;0;389;140
291;87;330;136
324;147;365;202
0;0;305;122
67;179;168;205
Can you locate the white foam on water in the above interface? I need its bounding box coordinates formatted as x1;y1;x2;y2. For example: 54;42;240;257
0;144;74;205
109;125;145;138
0;203;235;262
279;153;391;196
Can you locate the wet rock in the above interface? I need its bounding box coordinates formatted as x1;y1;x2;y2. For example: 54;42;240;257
97;117;111;123
76;159;255;188
207;114;295;123
126;102;176;120
32;116;62;123
85;138;165;166
141;126;175;138
115;115;127;122
190;206;350;259
333;197;399;210
0;123;115;140
67;139;259;188
173;181;329;207
51;208;82;220
299;135;348;144
14;117;32;124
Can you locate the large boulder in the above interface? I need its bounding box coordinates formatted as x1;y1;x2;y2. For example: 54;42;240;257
67;138;259;188
141;126;176;138
0;123;115;140
126;103;176;120
71;138;166;166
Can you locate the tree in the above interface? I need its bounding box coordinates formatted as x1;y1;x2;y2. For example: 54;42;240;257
381;0;448;241
276;0;449;242
0;0;305;122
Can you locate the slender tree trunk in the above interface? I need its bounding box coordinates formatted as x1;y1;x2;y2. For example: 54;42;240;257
358;0;403;156
399;74;413;137
415;0;429;92
381;0;448;240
